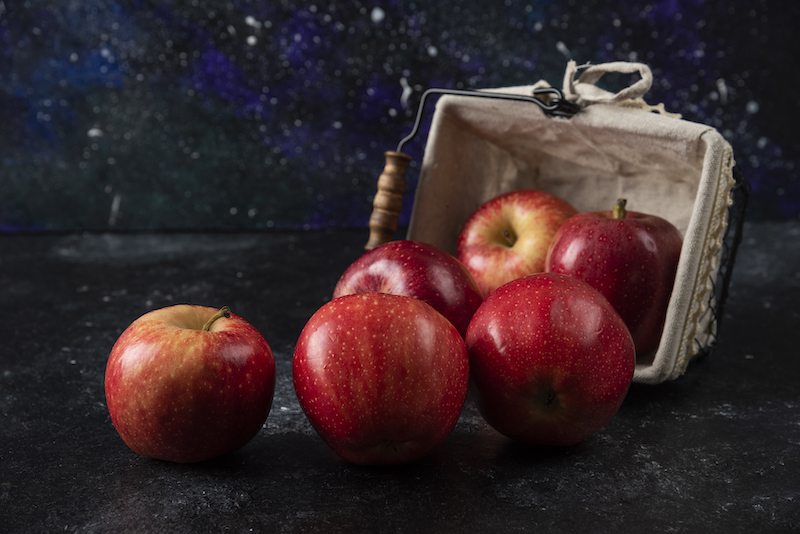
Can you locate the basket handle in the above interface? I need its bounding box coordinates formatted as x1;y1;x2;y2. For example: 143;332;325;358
364;151;412;250
563;60;653;105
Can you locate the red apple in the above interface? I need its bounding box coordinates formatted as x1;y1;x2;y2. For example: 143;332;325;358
545;198;683;357
105;305;276;463
466;273;635;446
332;240;483;337
293;292;469;465
457;189;578;296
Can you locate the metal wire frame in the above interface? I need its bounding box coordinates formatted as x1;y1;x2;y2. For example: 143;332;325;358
396;87;580;153
692;164;750;360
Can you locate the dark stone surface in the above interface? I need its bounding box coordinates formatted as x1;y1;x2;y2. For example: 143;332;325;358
1;221;799;533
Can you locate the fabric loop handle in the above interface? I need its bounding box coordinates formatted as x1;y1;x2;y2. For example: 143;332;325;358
563;60;653;106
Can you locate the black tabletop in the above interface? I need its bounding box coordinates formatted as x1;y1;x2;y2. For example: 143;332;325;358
2;221;798;533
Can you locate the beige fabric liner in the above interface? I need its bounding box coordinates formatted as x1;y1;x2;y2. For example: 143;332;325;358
406;61;736;384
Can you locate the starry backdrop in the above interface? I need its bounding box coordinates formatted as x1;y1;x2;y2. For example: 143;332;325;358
2;0;798;232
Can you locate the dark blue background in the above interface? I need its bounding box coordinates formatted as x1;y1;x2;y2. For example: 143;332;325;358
2;0;797;232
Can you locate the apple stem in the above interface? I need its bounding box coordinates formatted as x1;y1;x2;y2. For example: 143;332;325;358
502;229;516;247
202;306;231;331
613;198;628;219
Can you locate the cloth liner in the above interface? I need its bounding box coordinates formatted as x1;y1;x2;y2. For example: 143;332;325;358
405;60;736;384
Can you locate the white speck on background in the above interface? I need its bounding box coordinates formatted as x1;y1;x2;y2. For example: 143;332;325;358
399;77;412;109
370;7;385;23
716;78;728;105
245;15;262;30
108;194;121;226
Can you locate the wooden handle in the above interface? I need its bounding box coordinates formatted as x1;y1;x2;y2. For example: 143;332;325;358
365;151;412;250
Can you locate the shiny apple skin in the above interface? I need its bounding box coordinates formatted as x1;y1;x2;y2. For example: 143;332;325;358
457;189;578;296
293;293;469;465
545;209;683;357
332;240;483;337
105;305;276;463
466;273;636;446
